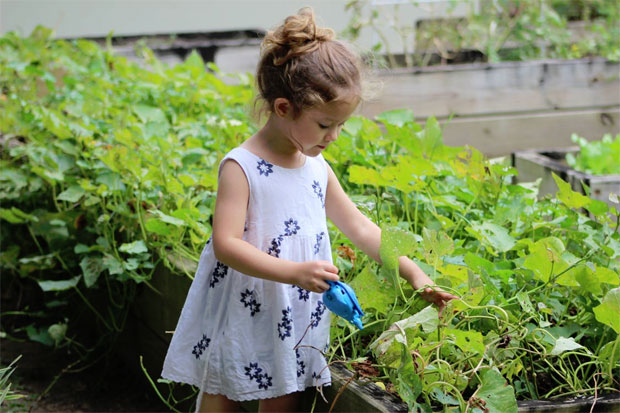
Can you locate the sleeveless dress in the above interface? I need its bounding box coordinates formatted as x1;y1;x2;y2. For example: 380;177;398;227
161;147;332;406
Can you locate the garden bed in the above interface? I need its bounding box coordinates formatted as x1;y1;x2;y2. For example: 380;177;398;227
2;27;619;413
362;58;620;156
512;146;620;211
123;259;620;412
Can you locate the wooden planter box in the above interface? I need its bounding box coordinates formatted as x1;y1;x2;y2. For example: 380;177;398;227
117;257;620;412
361;58;620;157
512;147;620;213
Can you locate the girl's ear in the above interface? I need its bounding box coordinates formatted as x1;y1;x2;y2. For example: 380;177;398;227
273;98;291;118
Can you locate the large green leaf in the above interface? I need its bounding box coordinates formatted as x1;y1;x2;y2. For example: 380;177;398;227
370;306;439;367
80;256;104;288
119;240;148;254
550;337;585;356
593;287;620;334
444;328;485;355
349;264;393;314
468;222;516;254
473;368;517;413
57;185;85;202
380;225;419;271
523;237;567;283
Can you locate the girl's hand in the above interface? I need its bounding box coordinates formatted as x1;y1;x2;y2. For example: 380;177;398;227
420;286;459;315
294;261;339;293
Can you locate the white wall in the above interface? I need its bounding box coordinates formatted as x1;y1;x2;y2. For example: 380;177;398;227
0;0;472;53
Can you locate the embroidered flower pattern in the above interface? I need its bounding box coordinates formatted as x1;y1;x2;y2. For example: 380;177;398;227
257;159;274;177
296;349;306;377
291;285;310;301
267;235;283;258
191;334;211;359
209;261;228;288
277;306;293;340
257;373;273;390
313;232;325;254
244;363;273;390
240;289;261;316
244;362;262;380
265;220;300;257
284;219;300;236
312;371;322;381
310;301;326;329
312;180;325;208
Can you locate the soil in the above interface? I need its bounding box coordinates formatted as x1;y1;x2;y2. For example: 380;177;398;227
1;339;168;412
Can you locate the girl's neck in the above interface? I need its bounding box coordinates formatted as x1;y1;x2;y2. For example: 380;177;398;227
243;116;306;168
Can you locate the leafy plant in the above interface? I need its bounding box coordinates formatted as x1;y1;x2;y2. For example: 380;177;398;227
0;355;25;406
324;109;620;410
2;27;619;412
343;0;620;67
566;133;620;175
0;26;254;377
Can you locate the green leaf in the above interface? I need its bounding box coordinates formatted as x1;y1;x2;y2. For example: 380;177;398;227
133;104;169;124
0;207;38;224
26;325;54;346
468;222;516;254
423;228;455;261
474;368;517;413
593;287;620;334
151;210;185;226
595;266;619;286
145;219;172;235
37;275;81;291
349;264;393;314
375;109;414;127
74;244;90;254
80;256;104;288
550;337;584;356
444;328;485;355
348;165;387;187
57;185;85;202
396;343;423;412
119;240;148;254
395;306;439;334
523;237;567;283
599;340;620;365
370;307;438;366
552;173;591;209
380;225;419;271
102;254;124;275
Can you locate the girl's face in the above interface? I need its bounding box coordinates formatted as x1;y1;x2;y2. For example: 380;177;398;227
279;94;359;157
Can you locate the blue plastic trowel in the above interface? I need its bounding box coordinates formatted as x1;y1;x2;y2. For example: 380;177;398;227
323;280;364;329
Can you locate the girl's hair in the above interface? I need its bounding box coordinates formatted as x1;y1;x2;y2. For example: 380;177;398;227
255;7;363;118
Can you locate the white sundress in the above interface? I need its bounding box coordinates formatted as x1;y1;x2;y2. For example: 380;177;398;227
161;147;333;406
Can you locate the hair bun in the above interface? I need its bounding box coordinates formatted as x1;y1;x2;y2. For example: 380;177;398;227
262;7;335;66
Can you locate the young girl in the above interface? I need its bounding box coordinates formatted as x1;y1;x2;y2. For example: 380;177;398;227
161;7;456;412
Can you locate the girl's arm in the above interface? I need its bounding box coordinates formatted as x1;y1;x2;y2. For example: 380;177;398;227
212;159;339;293
324;164;457;308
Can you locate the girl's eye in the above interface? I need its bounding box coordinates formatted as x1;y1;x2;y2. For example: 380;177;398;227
318;123;329;129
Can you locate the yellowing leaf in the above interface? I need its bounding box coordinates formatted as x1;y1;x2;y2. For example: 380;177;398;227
552;173;591;209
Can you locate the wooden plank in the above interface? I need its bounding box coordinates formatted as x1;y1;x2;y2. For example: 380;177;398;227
132;262;193;343
439;107;620;157
359;58;619;119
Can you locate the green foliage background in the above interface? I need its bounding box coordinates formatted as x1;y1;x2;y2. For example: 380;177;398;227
1;27;619;412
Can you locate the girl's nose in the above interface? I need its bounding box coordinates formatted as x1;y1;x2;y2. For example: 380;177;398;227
325;129;338;142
